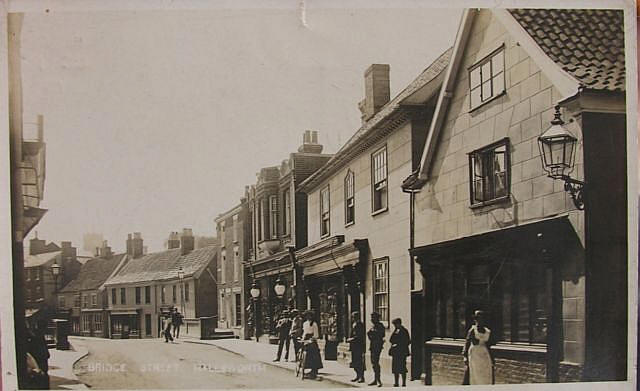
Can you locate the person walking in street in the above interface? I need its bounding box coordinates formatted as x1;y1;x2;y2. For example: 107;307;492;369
367;312;385;387
346;311;365;383
302;310;323;379
25;321;50;389
389;318;411;387
462;310;494;385
289;309;303;361
273;310;292;362
163;315;174;343
172;310;184;339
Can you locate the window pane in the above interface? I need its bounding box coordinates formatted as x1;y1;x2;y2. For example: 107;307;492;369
492;71;505;95
470;87;482;108
491;50;504;74
482;80;492;101
481;62;491;83
470;67;481;88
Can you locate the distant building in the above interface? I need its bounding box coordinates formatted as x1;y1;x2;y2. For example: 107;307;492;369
103;230;218;339
215;197;250;338
58;240;128;336
83;233;104;255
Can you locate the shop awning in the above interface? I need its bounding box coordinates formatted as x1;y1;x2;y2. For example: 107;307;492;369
110;309;139;315
296;236;369;277
411;215;581;266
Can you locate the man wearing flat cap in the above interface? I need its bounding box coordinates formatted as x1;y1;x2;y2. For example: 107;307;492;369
347;311;365;382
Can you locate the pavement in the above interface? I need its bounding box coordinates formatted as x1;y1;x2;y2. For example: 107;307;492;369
182;337;423;388
47;337;90;389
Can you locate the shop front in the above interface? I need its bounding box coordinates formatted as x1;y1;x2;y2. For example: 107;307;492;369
296;236;369;363
412;216;585;384
109;309;141;339
80;308;107;337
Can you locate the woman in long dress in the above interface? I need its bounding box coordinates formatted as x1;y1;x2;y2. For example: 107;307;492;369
389;318;411;387
302;310;323;379
462;310;494;385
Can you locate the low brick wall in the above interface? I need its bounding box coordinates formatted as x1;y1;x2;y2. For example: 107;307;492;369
558;362;583;382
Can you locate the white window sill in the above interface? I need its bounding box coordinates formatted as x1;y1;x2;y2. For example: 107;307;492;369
371;207;388;217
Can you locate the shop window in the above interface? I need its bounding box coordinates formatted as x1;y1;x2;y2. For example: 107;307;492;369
320;186;330;238
469;139;510;206
344;170;355;225
469;45;505;110
145;286;151;304
371;146;388;213
432;262;550;344
373;258;389;324
172;285;177;303
94;314;102;332
235;293;242;327
83;315;91;332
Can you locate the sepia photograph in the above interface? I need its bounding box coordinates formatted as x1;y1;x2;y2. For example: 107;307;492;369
1;0;637;390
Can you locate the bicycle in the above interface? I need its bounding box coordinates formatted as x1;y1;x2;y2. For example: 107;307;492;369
295;338;309;380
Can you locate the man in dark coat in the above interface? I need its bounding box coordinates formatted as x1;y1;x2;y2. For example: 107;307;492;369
346;311;365;383
289;309;303;361
273;310;292;361
26;322;50;389
367;312;385;387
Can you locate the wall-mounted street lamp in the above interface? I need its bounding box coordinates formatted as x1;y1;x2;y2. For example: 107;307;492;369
274;276;286;298
250;282;261;299
537;105;585;210
51;259;61;293
250;282;260;342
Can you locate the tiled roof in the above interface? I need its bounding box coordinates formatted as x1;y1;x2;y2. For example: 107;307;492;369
24;251;60;268
509;9;625;92
59;253;126;293
299;48;452;190
105;246;216;285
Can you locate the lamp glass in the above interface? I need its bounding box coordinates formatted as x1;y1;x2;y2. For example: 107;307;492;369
250;287;260;298
51;262;60;276
274;283;286;297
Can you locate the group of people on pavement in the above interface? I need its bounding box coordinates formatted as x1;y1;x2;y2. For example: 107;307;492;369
348;311;410;388
162;306;184;343
272;309;323;379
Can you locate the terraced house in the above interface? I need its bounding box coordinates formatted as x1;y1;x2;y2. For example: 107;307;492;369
57;241;128;337
103;230;218;338
403;8;627;384
295;53;450;372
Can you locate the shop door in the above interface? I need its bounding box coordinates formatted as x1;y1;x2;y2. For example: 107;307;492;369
410;291;424;381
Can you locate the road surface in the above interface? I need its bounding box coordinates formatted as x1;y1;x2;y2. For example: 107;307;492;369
73;337;344;389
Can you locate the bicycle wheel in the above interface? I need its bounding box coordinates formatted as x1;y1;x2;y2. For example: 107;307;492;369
295;352;303;377
299;350;307;380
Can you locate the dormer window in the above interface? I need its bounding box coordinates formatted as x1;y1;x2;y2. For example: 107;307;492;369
469;46;505;110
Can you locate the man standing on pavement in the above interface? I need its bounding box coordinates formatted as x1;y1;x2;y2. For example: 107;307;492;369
163;314;174;343
367;312;385;387
289;309;303;361
172;310;184;339
347;311;365;383
273;310;292;362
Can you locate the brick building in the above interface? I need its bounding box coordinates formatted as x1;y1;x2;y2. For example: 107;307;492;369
104;231;218;338
403;8;627;384
215;199;250;338
57;241;128;337
295;54;449;370
246;131;332;343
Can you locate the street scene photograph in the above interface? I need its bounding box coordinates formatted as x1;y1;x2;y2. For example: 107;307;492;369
2;1;636;390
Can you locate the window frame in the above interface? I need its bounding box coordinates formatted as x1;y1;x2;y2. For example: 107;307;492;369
371;145;389;215
283;189;292;237
320;185;331;238
135;286;141;305
269;195;278;239
161;286;166;304
232;214;239;243
120;287;126;305
172;285;177;303
59;295;66;308
221;250;227;284
145;285;151;304
234;246;240;282
372;257;390;328
185;282;190;302
91;293;97;308
468;138;511;207
468;44;506;111
344;170;355;226
235;293;242;327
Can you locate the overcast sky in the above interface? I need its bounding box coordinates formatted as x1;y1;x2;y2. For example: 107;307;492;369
20;6;461;255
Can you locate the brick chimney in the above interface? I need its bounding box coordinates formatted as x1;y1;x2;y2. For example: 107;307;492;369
98;240;113;258
181;228;194;255
297;130;323;154
126;232;144;258
168;232;181;249
359;64;390;122
60;241;77;261
29;233;46;255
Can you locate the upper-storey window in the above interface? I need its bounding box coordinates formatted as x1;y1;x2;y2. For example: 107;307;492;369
257;199;264;242
232;214;238;243
269;195;278;239
371;146;388;214
344;170;355;225
283;189;291;236
220;221;226;244
320;186;330;238
469;46;505;110
469;138;510;206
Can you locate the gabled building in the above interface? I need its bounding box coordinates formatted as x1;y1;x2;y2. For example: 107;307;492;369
246;131;332;343
403;8;627;384
57;241;128;337
215;197;250;338
295;52;450;369
104;230;218;339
